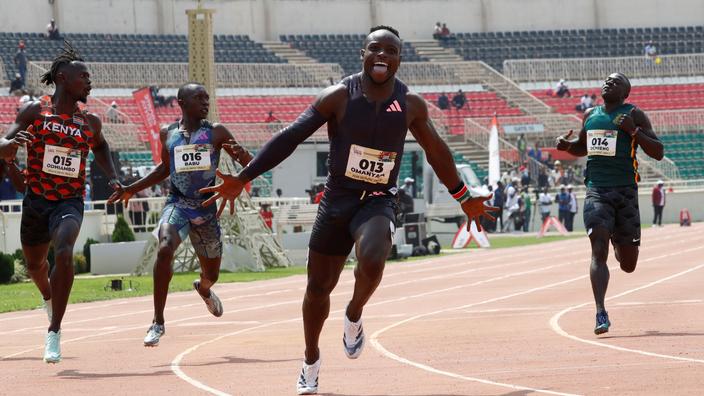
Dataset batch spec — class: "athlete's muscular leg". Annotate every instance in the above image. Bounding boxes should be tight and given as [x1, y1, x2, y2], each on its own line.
[613, 244, 639, 273]
[303, 250, 346, 364]
[153, 224, 181, 325]
[589, 227, 611, 313]
[48, 219, 81, 333]
[195, 254, 220, 298]
[346, 216, 393, 322]
[23, 243, 51, 301]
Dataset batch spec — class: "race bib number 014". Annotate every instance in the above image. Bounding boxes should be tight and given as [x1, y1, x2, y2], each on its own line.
[175, 144, 211, 173]
[42, 144, 81, 178]
[344, 144, 397, 184]
[587, 130, 617, 157]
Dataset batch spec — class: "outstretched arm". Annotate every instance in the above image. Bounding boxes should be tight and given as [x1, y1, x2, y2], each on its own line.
[406, 92, 498, 230]
[199, 84, 345, 217]
[108, 127, 170, 205]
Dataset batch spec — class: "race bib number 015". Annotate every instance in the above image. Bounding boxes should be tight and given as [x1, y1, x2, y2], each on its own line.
[42, 144, 81, 178]
[174, 144, 211, 173]
[344, 144, 397, 184]
[587, 130, 617, 157]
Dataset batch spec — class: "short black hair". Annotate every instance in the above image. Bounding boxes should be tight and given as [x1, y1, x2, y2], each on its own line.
[369, 25, 400, 39]
[40, 40, 84, 86]
[177, 82, 204, 100]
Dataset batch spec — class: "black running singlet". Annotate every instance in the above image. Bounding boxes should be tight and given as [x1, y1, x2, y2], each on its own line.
[326, 73, 408, 191]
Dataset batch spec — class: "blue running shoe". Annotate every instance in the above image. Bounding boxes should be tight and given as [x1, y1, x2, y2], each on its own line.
[44, 331, 61, 363]
[594, 311, 610, 335]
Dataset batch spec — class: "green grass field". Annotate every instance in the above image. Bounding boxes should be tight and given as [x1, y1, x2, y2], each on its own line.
[0, 234, 580, 313]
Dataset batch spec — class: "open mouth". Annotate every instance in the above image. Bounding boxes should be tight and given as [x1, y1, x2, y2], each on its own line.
[372, 62, 388, 74]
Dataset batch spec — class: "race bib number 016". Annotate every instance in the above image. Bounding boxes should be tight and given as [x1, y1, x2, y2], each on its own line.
[587, 130, 617, 157]
[175, 144, 211, 173]
[344, 144, 397, 184]
[42, 144, 81, 178]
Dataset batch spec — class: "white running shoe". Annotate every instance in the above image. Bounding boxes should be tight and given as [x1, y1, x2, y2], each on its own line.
[193, 280, 223, 317]
[296, 358, 320, 395]
[343, 315, 365, 359]
[144, 323, 165, 347]
[43, 298, 52, 323]
[43, 330, 61, 364]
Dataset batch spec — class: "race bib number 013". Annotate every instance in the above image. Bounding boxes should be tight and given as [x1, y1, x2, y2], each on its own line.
[587, 130, 617, 157]
[344, 144, 397, 184]
[42, 144, 81, 178]
[175, 144, 211, 173]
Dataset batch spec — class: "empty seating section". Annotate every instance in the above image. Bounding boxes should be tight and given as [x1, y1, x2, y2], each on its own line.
[533, 84, 704, 114]
[659, 134, 704, 179]
[440, 25, 704, 71]
[0, 96, 19, 123]
[0, 32, 284, 81]
[421, 92, 523, 135]
[282, 34, 426, 75]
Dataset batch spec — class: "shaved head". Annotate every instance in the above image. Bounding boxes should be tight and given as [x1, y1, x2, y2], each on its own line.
[363, 25, 401, 47]
[177, 82, 205, 101]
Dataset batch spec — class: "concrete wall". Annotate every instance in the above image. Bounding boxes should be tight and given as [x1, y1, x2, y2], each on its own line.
[1, 0, 701, 40]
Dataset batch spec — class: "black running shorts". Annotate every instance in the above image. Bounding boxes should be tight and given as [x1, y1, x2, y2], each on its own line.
[20, 192, 84, 246]
[309, 188, 397, 256]
[583, 185, 641, 246]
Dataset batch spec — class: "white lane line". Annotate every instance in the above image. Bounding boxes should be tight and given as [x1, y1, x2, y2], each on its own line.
[368, 241, 704, 395]
[170, 260, 591, 395]
[549, 247, 704, 364]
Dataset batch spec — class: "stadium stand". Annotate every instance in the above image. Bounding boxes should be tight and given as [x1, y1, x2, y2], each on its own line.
[439, 25, 704, 71]
[0, 32, 285, 81]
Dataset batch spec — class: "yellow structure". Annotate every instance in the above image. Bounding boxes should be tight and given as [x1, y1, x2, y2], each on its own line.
[186, 6, 219, 122]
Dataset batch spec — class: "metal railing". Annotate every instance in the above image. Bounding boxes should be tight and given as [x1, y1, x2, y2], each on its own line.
[504, 53, 704, 83]
[28, 61, 344, 89]
[648, 108, 704, 134]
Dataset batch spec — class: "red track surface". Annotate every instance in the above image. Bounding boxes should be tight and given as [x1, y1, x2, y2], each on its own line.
[2, 224, 703, 395]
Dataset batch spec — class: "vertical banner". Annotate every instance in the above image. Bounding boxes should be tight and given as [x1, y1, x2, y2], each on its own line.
[132, 87, 162, 164]
[488, 115, 500, 187]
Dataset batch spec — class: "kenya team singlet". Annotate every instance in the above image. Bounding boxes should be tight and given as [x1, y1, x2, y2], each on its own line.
[25, 95, 94, 200]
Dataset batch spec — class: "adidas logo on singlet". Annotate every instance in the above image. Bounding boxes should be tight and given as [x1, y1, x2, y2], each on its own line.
[386, 100, 402, 112]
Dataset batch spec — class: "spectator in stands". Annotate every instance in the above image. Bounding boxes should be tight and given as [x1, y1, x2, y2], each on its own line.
[105, 101, 123, 123]
[259, 203, 273, 230]
[452, 89, 467, 110]
[432, 22, 442, 39]
[9, 74, 23, 95]
[521, 187, 532, 232]
[265, 110, 280, 123]
[14, 41, 27, 86]
[554, 79, 571, 98]
[520, 164, 531, 187]
[276, 188, 283, 198]
[517, 133, 527, 162]
[437, 92, 449, 110]
[652, 180, 666, 226]
[557, 185, 570, 227]
[493, 181, 505, 231]
[576, 94, 593, 112]
[567, 184, 578, 232]
[538, 186, 553, 223]
[529, 142, 542, 162]
[538, 166, 549, 190]
[150, 86, 176, 107]
[440, 23, 451, 41]
[400, 177, 415, 197]
[503, 186, 521, 232]
[46, 19, 61, 40]
[644, 40, 658, 60]
[313, 183, 325, 204]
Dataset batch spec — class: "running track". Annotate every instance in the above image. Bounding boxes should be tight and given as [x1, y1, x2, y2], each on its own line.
[1, 224, 703, 395]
